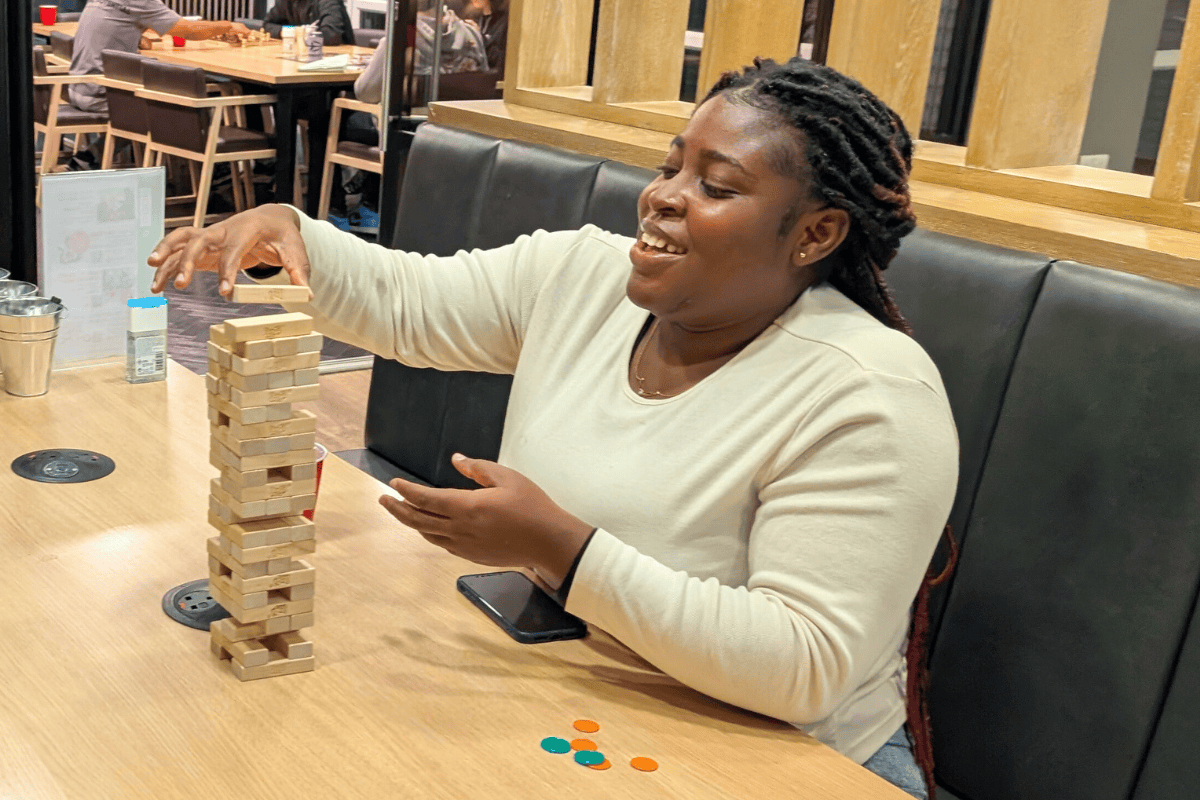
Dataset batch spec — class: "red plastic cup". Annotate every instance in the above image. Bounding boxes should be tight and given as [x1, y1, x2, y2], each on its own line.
[172, 35, 186, 48]
[304, 443, 327, 520]
[39, 5, 57, 26]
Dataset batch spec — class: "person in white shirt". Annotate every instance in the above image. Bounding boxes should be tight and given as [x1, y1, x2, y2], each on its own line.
[148, 57, 958, 800]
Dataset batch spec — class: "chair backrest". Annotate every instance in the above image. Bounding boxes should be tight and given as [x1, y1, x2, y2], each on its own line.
[929, 263, 1200, 800]
[50, 31, 74, 61]
[31, 47, 50, 125]
[101, 50, 151, 137]
[141, 60, 210, 152]
[354, 28, 385, 48]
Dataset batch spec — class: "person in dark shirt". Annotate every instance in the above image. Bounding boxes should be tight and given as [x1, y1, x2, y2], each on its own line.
[460, 0, 508, 75]
[262, 0, 355, 46]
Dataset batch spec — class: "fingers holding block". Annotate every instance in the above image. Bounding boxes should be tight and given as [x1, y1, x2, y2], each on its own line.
[230, 284, 313, 304]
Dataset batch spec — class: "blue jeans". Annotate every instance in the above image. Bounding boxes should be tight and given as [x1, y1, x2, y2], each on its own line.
[862, 726, 929, 800]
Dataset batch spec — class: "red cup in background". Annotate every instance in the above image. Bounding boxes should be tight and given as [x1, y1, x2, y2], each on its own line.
[39, 5, 58, 26]
[304, 443, 327, 520]
[172, 35, 186, 48]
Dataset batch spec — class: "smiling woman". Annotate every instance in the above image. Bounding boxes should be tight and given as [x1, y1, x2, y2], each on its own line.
[146, 57, 958, 800]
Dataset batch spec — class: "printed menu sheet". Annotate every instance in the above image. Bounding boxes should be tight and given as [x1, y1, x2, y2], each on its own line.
[40, 168, 165, 366]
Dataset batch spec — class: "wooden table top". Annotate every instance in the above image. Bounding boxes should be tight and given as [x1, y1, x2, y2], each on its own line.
[32, 21, 79, 37]
[146, 42, 370, 85]
[0, 362, 909, 798]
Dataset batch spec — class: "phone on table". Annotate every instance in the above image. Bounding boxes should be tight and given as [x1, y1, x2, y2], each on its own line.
[456, 571, 588, 644]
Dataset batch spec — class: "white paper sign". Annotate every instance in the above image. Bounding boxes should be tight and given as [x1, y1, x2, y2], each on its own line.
[40, 168, 166, 366]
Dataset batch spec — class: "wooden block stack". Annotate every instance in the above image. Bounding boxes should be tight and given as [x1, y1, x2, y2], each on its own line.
[205, 307, 323, 681]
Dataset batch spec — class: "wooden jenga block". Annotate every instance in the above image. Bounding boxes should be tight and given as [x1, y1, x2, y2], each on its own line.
[239, 339, 275, 360]
[206, 536, 271, 579]
[267, 557, 294, 574]
[216, 534, 316, 565]
[211, 615, 295, 643]
[208, 510, 314, 548]
[209, 323, 234, 349]
[272, 332, 323, 357]
[266, 371, 293, 390]
[209, 491, 274, 526]
[212, 440, 315, 472]
[280, 582, 315, 602]
[289, 611, 315, 629]
[262, 630, 313, 659]
[221, 473, 316, 504]
[212, 424, 313, 458]
[290, 462, 317, 482]
[207, 341, 232, 369]
[208, 578, 315, 623]
[229, 382, 319, 407]
[210, 363, 272, 392]
[229, 652, 315, 681]
[227, 410, 316, 440]
[208, 392, 271, 425]
[210, 480, 269, 519]
[224, 312, 313, 342]
[210, 625, 271, 667]
[209, 573, 270, 609]
[264, 494, 316, 517]
[230, 284, 313, 304]
[230, 351, 321, 377]
[225, 559, 314, 594]
[293, 367, 319, 386]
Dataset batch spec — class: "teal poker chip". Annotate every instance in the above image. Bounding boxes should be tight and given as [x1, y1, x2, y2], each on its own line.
[574, 750, 605, 766]
[541, 737, 571, 754]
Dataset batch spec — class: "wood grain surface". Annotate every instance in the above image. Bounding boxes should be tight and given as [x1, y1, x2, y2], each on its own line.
[0, 363, 911, 799]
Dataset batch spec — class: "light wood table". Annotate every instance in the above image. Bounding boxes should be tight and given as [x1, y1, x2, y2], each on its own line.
[32, 21, 79, 38]
[0, 362, 910, 798]
[146, 41, 372, 216]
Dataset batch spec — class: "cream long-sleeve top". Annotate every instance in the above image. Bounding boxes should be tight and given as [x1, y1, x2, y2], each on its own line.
[273, 215, 959, 764]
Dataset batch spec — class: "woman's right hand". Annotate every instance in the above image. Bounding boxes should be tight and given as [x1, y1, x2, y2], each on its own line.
[147, 205, 311, 298]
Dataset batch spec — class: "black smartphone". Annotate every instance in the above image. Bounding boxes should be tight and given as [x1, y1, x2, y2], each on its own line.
[456, 571, 588, 644]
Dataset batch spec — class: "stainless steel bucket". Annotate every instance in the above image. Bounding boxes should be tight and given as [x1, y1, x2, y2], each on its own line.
[0, 297, 66, 397]
[0, 280, 37, 300]
[0, 268, 9, 281]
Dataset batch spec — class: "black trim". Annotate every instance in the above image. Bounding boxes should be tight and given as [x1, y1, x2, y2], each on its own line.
[3, 0, 37, 283]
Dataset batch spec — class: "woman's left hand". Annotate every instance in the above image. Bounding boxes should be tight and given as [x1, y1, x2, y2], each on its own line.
[381, 454, 595, 582]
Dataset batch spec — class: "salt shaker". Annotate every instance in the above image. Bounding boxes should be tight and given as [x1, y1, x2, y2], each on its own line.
[126, 297, 167, 384]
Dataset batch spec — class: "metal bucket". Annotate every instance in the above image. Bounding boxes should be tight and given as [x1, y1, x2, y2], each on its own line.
[0, 297, 66, 397]
[0, 280, 37, 300]
[0, 268, 9, 281]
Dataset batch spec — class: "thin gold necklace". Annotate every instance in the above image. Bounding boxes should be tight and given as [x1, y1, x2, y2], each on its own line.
[631, 318, 681, 399]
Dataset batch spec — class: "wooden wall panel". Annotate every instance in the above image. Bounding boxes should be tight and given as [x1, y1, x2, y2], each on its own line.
[695, 0, 804, 100]
[965, 0, 1111, 169]
[824, 0, 942, 133]
[592, 0, 690, 104]
[1152, 4, 1200, 201]
[505, 0, 594, 91]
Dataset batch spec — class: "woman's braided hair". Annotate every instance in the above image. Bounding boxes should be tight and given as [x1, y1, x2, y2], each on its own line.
[701, 56, 916, 334]
[705, 58, 958, 797]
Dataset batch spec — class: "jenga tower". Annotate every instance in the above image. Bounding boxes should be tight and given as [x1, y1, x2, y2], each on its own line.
[204, 306, 323, 681]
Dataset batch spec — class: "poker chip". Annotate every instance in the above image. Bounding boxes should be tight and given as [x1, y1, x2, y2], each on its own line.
[587, 758, 612, 771]
[630, 757, 659, 772]
[573, 719, 600, 733]
[570, 738, 597, 751]
[574, 750, 605, 766]
[540, 737, 571, 754]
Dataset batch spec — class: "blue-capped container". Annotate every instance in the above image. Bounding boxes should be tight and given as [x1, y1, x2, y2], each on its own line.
[127, 296, 168, 384]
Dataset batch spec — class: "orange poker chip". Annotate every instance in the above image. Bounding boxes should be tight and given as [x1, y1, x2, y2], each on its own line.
[570, 738, 597, 751]
[630, 757, 659, 772]
[588, 758, 612, 771]
[573, 719, 600, 733]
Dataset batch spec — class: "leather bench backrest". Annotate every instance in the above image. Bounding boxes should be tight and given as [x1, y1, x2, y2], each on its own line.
[887, 229, 1051, 637]
[928, 262, 1200, 800]
[365, 125, 653, 487]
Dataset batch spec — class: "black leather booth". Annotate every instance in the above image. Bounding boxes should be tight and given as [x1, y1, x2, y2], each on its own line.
[339, 124, 1200, 800]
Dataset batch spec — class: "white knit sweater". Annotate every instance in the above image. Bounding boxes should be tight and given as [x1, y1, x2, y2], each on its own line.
[278, 216, 959, 764]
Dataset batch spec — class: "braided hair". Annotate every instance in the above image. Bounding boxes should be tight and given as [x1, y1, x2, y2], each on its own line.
[701, 57, 915, 334]
[704, 58, 957, 796]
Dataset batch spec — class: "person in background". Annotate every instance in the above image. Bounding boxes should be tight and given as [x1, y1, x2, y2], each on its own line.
[65, 0, 248, 169]
[459, 0, 508, 76]
[262, 0, 355, 46]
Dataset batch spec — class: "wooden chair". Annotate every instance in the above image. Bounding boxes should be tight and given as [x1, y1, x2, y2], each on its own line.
[45, 31, 73, 74]
[316, 96, 383, 221]
[31, 47, 109, 205]
[97, 49, 153, 170]
[137, 60, 276, 229]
